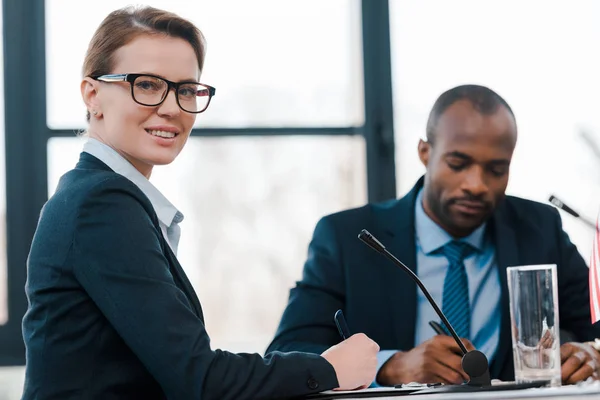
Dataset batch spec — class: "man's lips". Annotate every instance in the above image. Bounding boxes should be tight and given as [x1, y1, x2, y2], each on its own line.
[452, 200, 487, 215]
[455, 200, 486, 208]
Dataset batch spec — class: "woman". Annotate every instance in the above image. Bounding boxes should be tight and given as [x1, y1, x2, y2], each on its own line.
[22, 6, 378, 399]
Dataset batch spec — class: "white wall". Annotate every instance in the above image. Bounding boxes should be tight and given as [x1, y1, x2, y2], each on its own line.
[391, 0, 600, 261]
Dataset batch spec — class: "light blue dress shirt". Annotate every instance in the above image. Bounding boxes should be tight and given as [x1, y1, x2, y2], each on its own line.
[375, 188, 501, 384]
[83, 138, 184, 255]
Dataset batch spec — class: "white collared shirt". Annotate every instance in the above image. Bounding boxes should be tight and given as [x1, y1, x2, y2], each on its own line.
[83, 138, 184, 255]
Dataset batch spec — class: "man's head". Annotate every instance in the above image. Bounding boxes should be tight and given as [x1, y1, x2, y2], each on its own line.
[418, 84, 518, 238]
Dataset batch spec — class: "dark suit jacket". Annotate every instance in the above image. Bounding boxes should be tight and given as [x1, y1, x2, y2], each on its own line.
[266, 177, 600, 381]
[22, 152, 337, 400]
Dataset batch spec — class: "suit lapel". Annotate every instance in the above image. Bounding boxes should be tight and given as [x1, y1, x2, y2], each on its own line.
[489, 203, 519, 378]
[78, 151, 206, 321]
[158, 234, 204, 321]
[373, 178, 422, 350]
[162, 238, 205, 321]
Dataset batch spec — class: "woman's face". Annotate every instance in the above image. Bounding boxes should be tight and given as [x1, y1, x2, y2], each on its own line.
[82, 34, 199, 177]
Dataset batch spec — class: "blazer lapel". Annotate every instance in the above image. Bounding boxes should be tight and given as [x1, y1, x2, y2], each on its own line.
[373, 178, 423, 350]
[489, 203, 519, 378]
[78, 151, 207, 321]
[162, 240, 205, 322]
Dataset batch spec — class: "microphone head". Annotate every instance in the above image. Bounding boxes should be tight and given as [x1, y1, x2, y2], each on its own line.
[548, 195, 563, 209]
[357, 229, 386, 253]
[548, 194, 580, 218]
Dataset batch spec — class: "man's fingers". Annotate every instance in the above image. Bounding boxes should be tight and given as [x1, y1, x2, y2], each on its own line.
[561, 345, 574, 363]
[562, 351, 587, 382]
[433, 353, 469, 382]
[565, 360, 595, 384]
[438, 336, 474, 355]
[424, 341, 468, 383]
[462, 339, 476, 352]
[429, 359, 466, 384]
[539, 333, 554, 349]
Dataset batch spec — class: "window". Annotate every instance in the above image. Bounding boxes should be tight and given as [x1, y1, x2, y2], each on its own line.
[390, 0, 600, 259]
[45, 0, 363, 129]
[45, 0, 365, 352]
[48, 136, 366, 352]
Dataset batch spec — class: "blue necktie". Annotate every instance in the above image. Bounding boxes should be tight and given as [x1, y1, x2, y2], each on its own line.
[441, 241, 475, 339]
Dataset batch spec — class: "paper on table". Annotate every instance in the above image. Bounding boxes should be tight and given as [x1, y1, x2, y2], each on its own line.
[317, 387, 415, 394]
[306, 386, 422, 399]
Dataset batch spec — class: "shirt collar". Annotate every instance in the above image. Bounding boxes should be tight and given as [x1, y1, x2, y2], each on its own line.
[83, 138, 183, 227]
[415, 188, 486, 255]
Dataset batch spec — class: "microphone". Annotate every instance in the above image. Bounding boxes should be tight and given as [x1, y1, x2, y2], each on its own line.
[548, 195, 596, 230]
[358, 229, 491, 387]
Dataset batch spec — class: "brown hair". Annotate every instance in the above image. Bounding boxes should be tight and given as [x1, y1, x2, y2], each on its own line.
[82, 5, 206, 121]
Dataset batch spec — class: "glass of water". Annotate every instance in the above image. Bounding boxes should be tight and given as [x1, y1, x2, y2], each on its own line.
[507, 264, 561, 387]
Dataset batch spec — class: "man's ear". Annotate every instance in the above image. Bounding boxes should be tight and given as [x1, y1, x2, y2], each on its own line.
[418, 138, 431, 168]
[81, 77, 102, 117]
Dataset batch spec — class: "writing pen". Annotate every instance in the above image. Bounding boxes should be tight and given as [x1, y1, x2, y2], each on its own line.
[428, 320, 447, 336]
[334, 309, 351, 340]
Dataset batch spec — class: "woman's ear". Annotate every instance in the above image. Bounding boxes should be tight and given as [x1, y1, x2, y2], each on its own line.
[81, 77, 102, 117]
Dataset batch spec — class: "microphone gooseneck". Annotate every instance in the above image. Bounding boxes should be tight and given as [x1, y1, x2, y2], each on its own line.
[357, 229, 491, 387]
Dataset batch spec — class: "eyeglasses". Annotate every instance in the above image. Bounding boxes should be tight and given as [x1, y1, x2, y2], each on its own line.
[92, 73, 216, 114]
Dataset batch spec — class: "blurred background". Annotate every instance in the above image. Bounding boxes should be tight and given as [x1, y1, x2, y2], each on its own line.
[1, 0, 600, 398]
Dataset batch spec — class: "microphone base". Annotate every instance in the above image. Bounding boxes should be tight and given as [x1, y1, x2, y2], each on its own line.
[465, 369, 491, 387]
[461, 349, 492, 387]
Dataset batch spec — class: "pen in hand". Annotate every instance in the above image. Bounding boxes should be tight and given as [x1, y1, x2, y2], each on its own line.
[334, 309, 351, 340]
[428, 320, 447, 336]
[429, 320, 472, 357]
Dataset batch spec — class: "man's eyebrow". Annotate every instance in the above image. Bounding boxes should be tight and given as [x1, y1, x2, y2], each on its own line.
[444, 152, 510, 165]
[444, 151, 472, 160]
[488, 159, 510, 165]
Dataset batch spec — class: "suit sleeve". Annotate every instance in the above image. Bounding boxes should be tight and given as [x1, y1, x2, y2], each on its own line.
[553, 208, 600, 341]
[266, 216, 346, 355]
[71, 178, 338, 400]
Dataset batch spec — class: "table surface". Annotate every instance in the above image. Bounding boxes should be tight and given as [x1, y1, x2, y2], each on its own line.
[312, 383, 600, 400]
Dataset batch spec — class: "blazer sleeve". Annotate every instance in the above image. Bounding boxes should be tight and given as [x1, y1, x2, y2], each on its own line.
[553, 208, 600, 341]
[70, 177, 338, 400]
[266, 216, 346, 356]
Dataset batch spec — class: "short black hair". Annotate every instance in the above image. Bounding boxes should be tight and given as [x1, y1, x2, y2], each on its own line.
[425, 84, 515, 142]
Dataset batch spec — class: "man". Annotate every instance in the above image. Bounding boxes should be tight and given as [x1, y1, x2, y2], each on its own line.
[266, 84, 600, 385]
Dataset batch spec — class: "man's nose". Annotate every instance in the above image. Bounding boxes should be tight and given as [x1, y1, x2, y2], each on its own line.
[462, 167, 488, 196]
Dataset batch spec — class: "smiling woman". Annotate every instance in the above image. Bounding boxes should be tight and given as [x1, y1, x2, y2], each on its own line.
[80, 26, 206, 176]
[21, 5, 379, 400]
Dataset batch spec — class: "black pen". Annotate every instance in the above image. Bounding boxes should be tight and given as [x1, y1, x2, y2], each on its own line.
[428, 320, 447, 336]
[334, 309, 351, 340]
[395, 382, 443, 389]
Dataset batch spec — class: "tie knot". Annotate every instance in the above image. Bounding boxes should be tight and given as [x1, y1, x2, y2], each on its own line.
[442, 240, 476, 264]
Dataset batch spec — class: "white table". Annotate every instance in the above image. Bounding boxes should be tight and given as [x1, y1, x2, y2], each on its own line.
[312, 383, 600, 400]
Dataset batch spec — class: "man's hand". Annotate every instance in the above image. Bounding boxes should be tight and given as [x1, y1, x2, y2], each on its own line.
[377, 335, 475, 386]
[561, 342, 600, 384]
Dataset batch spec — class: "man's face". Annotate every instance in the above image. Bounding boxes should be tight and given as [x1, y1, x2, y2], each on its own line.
[418, 99, 518, 237]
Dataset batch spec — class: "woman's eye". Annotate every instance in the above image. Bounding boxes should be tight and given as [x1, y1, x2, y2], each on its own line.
[136, 80, 160, 91]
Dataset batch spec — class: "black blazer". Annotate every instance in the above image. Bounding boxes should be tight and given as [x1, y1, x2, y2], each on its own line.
[266, 177, 600, 381]
[22, 152, 338, 400]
